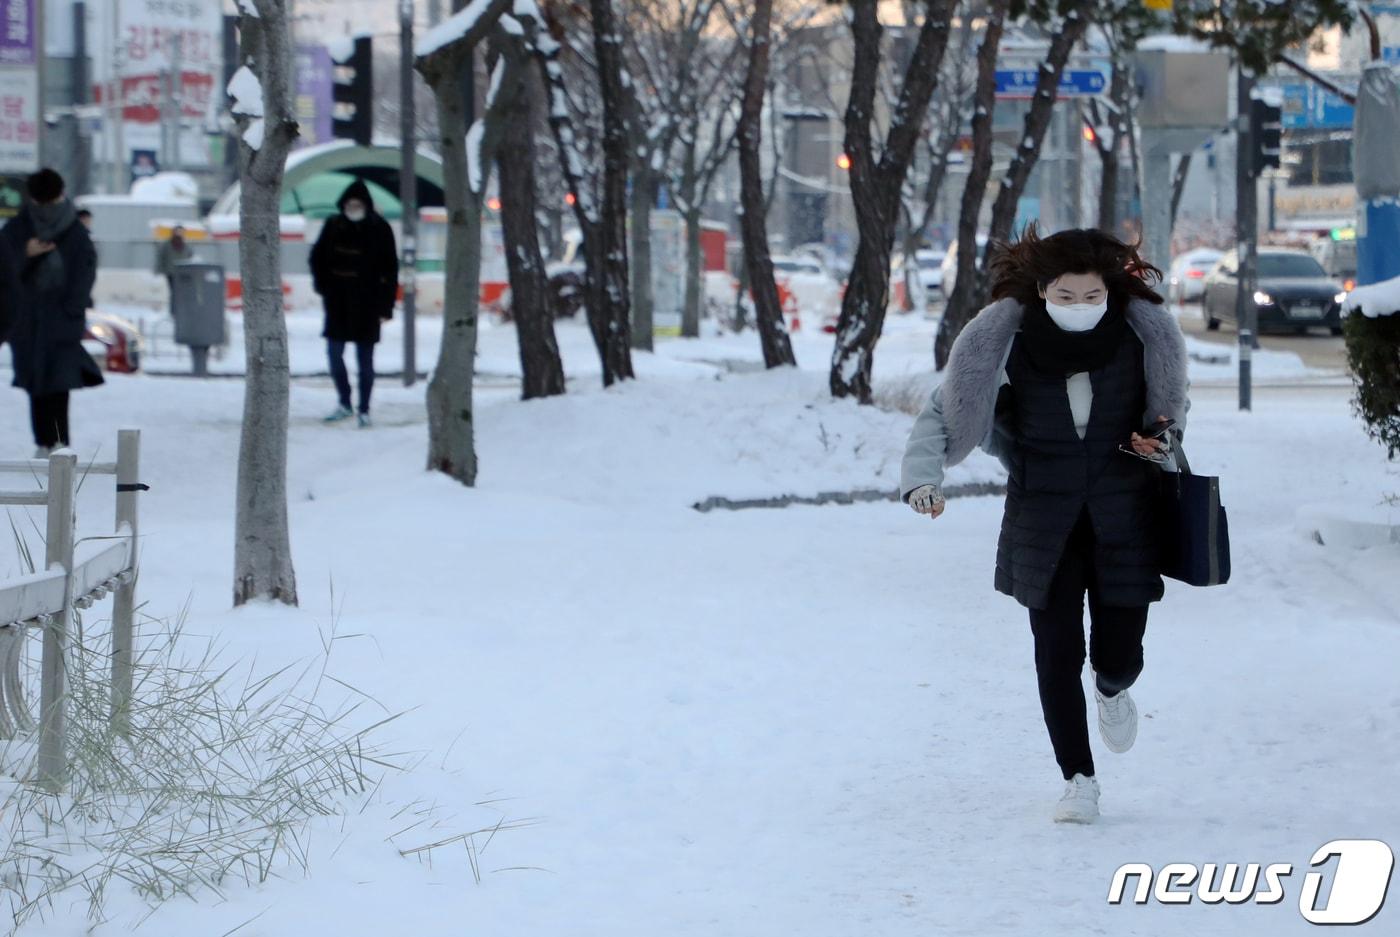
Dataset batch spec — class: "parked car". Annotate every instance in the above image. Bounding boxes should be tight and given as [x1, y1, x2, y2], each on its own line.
[82, 310, 143, 373]
[1310, 234, 1357, 293]
[889, 248, 945, 309]
[771, 254, 841, 331]
[1167, 248, 1223, 304]
[939, 235, 988, 300]
[1200, 249, 1345, 335]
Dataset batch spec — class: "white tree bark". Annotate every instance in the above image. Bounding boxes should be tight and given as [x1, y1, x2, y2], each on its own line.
[232, 0, 299, 607]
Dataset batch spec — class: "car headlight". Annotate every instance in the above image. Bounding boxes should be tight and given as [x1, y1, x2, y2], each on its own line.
[89, 323, 114, 342]
[1334, 291, 1348, 304]
[1252, 291, 1273, 306]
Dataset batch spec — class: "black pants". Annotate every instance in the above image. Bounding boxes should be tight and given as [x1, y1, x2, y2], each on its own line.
[328, 340, 375, 414]
[29, 391, 70, 449]
[1027, 504, 1149, 780]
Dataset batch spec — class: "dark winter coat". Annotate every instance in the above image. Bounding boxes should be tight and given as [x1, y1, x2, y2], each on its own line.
[309, 180, 399, 344]
[900, 295, 1190, 610]
[992, 325, 1165, 607]
[1, 201, 103, 396]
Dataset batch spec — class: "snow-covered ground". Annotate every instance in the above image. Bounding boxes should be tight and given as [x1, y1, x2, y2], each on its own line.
[0, 311, 1396, 935]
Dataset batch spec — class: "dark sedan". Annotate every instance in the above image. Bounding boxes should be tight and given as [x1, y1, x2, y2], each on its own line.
[1201, 249, 1346, 335]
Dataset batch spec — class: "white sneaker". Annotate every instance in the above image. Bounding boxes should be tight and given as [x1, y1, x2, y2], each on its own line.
[1094, 682, 1138, 753]
[1054, 772, 1100, 823]
[324, 405, 353, 423]
[33, 446, 51, 459]
[356, 411, 372, 429]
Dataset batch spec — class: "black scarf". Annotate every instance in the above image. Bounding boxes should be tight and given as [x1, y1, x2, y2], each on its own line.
[1019, 294, 1129, 375]
[24, 199, 77, 293]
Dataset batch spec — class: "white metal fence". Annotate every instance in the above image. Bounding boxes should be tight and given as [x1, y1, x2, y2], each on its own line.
[0, 431, 143, 792]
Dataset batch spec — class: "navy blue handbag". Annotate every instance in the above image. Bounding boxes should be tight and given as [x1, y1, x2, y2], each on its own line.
[1156, 440, 1231, 586]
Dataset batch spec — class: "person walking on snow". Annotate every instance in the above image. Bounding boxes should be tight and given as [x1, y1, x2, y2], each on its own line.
[309, 179, 399, 428]
[900, 226, 1189, 824]
[1, 168, 102, 457]
[154, 224, 194, 311]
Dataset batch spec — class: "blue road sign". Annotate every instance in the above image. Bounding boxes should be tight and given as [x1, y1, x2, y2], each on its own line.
[1278, 81, 1353, 130]
[995, 69, 1107, 98]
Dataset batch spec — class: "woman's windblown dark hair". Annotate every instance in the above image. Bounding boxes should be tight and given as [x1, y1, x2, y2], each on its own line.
[987, 224, 1164, 308]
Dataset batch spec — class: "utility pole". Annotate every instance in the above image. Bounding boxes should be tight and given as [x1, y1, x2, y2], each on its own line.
[72, 1, 90, 195]
[171, 33, 183, 172]
[400, 0, 418, 387]
[1234, 64, 1258, 411]
[109, 3, 125, 193]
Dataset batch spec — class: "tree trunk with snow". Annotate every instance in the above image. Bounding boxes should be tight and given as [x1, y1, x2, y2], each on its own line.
[496, 56, 565, 400]
[976, 4, 1092, 270]
[628, 168, 656, 351]
[1092, 59, 1131, 234]
[829, 0, 956, 403]
[415, 0, 516, 483]
[737, 0, 795, 369]
[682, 203, 704, 338]
[935, 0, 1009, 370]
[231, 1, 299, 608]
[423, 63, 482, 483]
[591, 0, 636, 380]
[536, 2, 634, 386]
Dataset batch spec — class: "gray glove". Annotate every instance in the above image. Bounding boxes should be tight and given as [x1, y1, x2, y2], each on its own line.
[908, 484, 946, 515]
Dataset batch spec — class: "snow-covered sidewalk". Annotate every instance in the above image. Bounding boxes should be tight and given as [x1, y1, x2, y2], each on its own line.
[0, 317, 1396, 935]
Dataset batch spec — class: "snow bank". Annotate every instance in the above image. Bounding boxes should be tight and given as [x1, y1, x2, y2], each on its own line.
[0, 314, 1396, 936]
[1342, 274, 1400, 318]
[128, 172, 199, 204]
[1136, 34, 1214, 53]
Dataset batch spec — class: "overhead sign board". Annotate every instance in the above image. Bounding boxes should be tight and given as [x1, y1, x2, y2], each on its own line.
[995, 69, 1108, 99]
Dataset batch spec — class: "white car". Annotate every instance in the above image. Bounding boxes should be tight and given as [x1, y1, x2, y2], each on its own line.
[939, 235, 989, 300]
[1168, 248, 1223, 304]
[771, 255, 842, 331]
[914, 249, 946, 292]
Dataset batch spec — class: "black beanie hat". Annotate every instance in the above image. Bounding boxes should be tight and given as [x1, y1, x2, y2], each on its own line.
[26, 168, 64, 203]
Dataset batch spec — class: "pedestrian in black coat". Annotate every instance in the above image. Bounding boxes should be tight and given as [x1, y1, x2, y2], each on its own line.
[1, 168, 102, 456]
[309, 179, 399, 427]
[900, 226, 1191, 824]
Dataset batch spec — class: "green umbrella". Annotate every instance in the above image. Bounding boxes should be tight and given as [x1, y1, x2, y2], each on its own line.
[282, 171, 402, 220]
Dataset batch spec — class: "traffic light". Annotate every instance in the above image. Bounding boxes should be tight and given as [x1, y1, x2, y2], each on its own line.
[332, 35, 373, 146]
[1251, 97, 1282, 174]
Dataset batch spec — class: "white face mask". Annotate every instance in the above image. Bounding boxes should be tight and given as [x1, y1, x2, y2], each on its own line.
[1043, 299, 1108, 332]
[345, 206, 366, 223]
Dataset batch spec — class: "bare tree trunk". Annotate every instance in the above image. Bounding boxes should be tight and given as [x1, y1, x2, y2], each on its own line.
[416, 0, 514, 483]
[424, 69, 483, 482]
[981, 5, 1091, 245]
[1093, 59, 1130, 234]
[934, 0, 1009, 370]
[682, 205, 703, 338]
[591, 0, 637, 380]
[497, 59, 565, 399]
[628, 170, 656, 351]
[737, 0, 795, 369]
[945, 1, 1092, 342]
[830, 0, 956, 402]
[537, 50, 628, 384]
[232, 1, 299, 608]
[1170, 151, 1193, 230]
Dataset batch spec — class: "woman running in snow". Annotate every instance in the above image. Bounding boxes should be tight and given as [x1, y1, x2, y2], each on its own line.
[900, 226, 1190, 823]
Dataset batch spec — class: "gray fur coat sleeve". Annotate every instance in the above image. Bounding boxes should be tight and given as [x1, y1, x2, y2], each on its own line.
[897, 294, 1191, 498]
[899, 368, 1013, 501]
